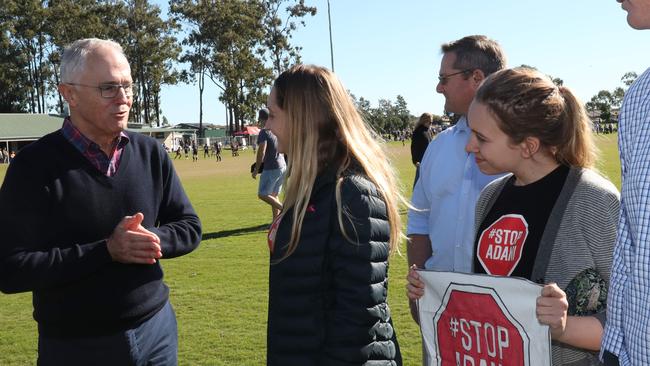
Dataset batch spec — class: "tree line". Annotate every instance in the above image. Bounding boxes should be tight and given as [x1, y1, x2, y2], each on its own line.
[586, 72, 638, 126]
[4, 1, 633, 137]
[1, 0, 180, 127]
[0, 0, 421, 137]
[0, 0, 317, 135]
[351, 94, 413, 135]
[518, 65, 637, 130]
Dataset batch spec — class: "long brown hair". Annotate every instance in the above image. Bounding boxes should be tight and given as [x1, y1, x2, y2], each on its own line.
[475, 67, 597, 168]
[416, 113, 433, 128]
[272, 64, 404, 260]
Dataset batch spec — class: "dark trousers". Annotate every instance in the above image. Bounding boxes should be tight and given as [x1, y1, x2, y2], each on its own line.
[413, 165, 421, 189]
[38, 300, 178, 366]
[603, 351, 620, 366]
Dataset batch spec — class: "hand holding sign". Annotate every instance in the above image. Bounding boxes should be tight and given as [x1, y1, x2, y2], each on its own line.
[536, 283, 568, 340]
[407, 265, 425, 324]
[406, 265, 425, 301]
[417, 270, 551, 366]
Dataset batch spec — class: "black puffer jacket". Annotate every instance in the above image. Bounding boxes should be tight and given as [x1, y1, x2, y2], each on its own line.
[267, 167, 402, 366]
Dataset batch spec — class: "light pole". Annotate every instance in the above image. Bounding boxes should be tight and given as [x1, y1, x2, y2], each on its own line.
[327, 0, 335, 72]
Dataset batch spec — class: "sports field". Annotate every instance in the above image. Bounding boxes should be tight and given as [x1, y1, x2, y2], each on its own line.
[0, 133, 620, 365]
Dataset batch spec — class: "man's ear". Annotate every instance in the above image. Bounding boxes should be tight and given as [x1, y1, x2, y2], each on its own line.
[471, 69, 486, 87]
[58, 84, 77, 108]
[519, 136, 541, 158]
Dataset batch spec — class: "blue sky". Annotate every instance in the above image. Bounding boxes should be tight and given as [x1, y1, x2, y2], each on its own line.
[156, 0, 650, 125]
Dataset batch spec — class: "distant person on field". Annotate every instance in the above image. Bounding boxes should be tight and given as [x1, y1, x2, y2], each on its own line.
[192, 141, 198, 162]
[215, 141, 222, 162]
[203, 143, 209, 158]
[601, 2, 650, 365]
[265, 64, 403, 365]
[174, 145, 182, 159]
[0, 38, 202, 366]
[410, 112, 433, 186]
[231, 138, 238, 157]
[252, 108, 285, 219]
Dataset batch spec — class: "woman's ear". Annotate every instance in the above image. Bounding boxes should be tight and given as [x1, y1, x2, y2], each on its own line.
[519, 136, 541, 158]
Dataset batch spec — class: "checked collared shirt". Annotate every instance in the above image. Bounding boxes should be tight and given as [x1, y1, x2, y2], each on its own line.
[61, 117, 129, 177]
[602, 67, 650, 366]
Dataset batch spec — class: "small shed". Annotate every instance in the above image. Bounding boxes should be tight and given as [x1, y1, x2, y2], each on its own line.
[0, 113, 197, 153]
[0, 113, 63, 153]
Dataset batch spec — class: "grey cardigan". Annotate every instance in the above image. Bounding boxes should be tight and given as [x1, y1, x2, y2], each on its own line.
[475, 167, 620, 366]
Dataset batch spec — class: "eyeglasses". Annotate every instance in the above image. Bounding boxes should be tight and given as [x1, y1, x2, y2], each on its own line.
[438, 69, 473, 85]
[64, 82, 136, 99]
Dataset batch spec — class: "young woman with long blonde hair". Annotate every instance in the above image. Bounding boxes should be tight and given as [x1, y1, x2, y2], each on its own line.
[265, 64, 403, 365]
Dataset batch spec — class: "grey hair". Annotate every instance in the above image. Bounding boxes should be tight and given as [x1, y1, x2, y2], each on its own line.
[60, 38, 125, 83]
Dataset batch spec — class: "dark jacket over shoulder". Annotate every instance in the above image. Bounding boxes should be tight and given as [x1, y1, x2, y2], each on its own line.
[267, 167, 401, 366]
[0, 131, 201, 337]
[410, 125, 431, 165]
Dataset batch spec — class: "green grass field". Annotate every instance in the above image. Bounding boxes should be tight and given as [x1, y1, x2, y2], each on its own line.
[0, 133, 620, 365]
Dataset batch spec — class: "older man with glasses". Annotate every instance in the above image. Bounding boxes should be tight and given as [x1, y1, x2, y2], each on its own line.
[0, 38, 202, 366]
[406, 35, 506, 329]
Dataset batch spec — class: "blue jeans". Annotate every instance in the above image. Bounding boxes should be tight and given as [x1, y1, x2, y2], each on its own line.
[38, 301, 178, 366]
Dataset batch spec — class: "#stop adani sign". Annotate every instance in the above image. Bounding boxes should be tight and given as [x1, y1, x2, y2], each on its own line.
[477, 214, 529, 276]
[435, 288, 525, 366]
[418, 271, 551, 366]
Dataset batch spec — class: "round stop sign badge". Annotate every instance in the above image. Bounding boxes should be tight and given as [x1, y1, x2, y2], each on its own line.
[477, 214, 529, 276]
[433, 284, 530, 366]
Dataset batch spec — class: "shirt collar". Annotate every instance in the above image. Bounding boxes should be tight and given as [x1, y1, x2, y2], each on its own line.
[452, 115, 470, 135]
[61, 117, 129, 154]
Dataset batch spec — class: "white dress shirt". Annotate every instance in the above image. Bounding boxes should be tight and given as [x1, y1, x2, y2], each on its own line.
[407, 116, 501, 272]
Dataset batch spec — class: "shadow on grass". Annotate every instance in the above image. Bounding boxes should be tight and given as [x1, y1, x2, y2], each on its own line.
[202, 223, 269, 240]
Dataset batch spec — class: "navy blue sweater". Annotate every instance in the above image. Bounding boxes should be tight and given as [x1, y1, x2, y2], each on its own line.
[0, 130, 201, 337]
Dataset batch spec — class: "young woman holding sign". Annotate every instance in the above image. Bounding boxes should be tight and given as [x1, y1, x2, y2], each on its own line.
[265, 64, 404, 365]
[408, 67, 619, 365]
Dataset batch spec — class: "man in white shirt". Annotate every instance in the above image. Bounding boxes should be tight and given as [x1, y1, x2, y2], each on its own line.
[407, 35, 506, 323]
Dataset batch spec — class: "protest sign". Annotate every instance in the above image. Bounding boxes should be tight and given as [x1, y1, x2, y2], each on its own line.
[417, 271, 551, 366]
[476, 214, 528, 276]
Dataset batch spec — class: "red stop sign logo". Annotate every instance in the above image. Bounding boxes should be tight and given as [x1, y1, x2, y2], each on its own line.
[434, 287, 528, 366]
[477, 214, 529, 276]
